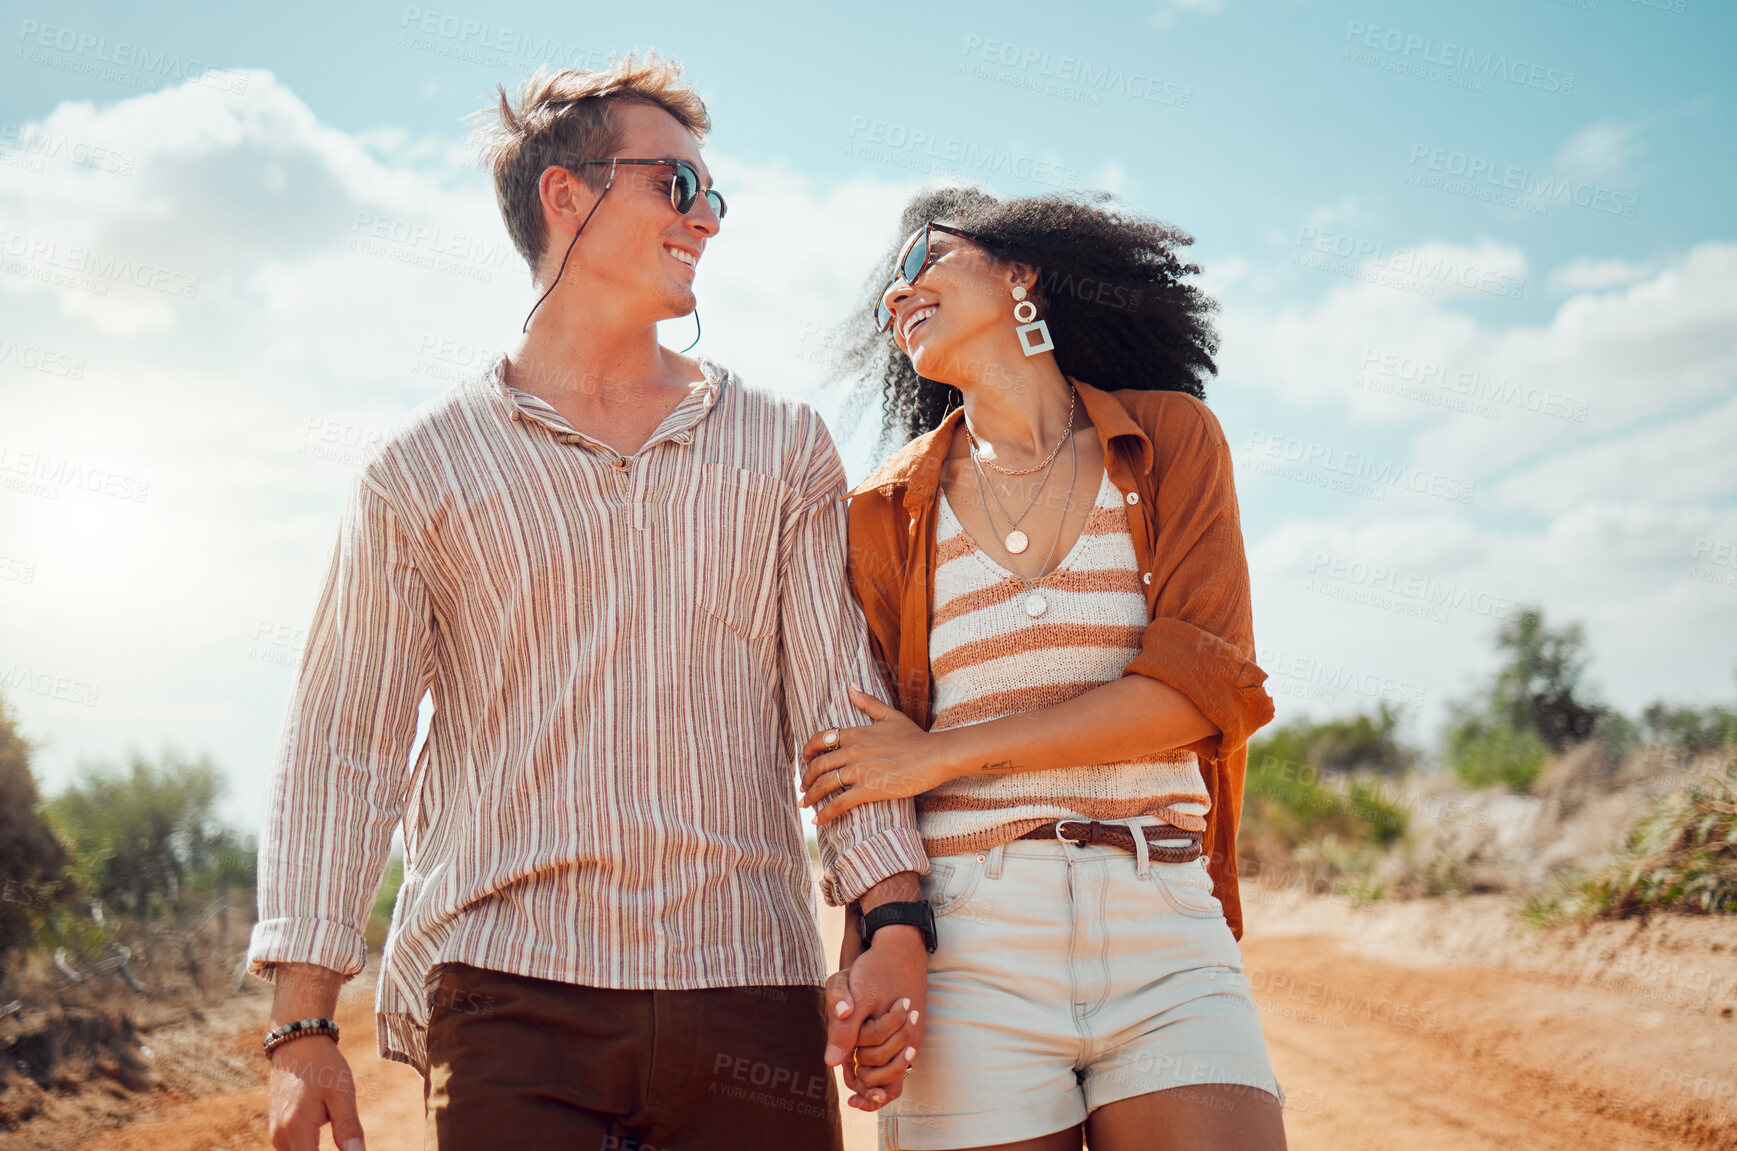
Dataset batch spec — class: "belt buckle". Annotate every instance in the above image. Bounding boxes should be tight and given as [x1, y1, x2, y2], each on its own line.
[1055, 819, 1089, 847]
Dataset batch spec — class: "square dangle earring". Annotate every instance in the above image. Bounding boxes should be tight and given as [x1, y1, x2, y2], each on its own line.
[1011, 284, 1054, 355]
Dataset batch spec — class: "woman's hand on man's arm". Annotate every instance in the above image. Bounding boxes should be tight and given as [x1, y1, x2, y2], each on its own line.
[799, 677, 1216, 823]
[799, 687, 953, 821]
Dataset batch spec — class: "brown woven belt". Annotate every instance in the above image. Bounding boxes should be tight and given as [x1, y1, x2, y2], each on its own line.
[1018, 820, 1205, 863]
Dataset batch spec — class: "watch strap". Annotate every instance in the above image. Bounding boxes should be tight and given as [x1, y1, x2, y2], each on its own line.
[858, 899, 937, 954]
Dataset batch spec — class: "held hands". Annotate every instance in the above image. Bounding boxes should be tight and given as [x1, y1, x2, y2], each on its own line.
[800, 687, 951, 822]
[822, 923, 927, 1112]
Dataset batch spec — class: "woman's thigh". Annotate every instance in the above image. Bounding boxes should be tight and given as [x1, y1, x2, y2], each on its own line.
[1086, 1083, 1287, 1151]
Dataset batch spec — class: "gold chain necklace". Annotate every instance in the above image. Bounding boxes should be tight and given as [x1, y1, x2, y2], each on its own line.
[968, 430, 1068, 555]
[968, 432, 1078, 618]
[964, 383, 1077, 476]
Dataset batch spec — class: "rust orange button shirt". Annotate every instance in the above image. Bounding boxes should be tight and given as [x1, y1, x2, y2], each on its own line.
[843, 377, 1275, 939]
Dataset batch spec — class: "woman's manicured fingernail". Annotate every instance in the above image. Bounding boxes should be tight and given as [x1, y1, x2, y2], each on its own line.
[899, 998, 910, 1011]
[908, 1009, 920, 1025]
[833, 1000, 850, 1017]
[903, 1046, 917, 1061]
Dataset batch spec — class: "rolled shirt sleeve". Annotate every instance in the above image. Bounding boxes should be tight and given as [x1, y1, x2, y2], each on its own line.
[777, 411, 928, 907]
[247, 471, 434, 983]
[1120, 398, 1274, 765]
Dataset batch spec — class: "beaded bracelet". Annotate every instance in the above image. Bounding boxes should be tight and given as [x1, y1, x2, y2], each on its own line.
[262, 1017, 340, 1058]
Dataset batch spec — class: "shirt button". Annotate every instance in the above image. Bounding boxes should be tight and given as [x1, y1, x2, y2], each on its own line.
[508, 410, 521, 422]
[1142, 572, 1153, 586]
[673, 431, 693, 445]
[1125, 491, 1140, 506]
[612, 456, 630, 471]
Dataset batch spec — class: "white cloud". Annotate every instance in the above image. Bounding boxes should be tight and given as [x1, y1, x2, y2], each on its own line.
[1301, 194, 1367, 232]
[2, 71, 1732, 834]
[1490, 392, 1737, 517]
[1547, 255, 1658, 293]
[1086, 158, 1130, 199]
[1218, 238, 1737, 735]
[1152, 0, 1225, 28]
[0, 72, 923, 827]
[1554, 120, 1643, 182]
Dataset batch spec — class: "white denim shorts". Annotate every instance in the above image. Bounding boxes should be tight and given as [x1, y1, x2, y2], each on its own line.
[879, 832, 1284, 1150]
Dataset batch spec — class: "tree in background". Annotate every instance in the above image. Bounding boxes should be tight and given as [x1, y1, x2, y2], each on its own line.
[43, 750, 254, 922]
[1447, 606, 1607, 792]
[0, 696, 76, 977]
[1487, 608, 1604, 751]
[1638, 698, 1737, 757]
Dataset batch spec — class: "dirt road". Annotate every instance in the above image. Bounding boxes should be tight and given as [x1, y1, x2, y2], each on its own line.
[58, 883, 1737, 1151]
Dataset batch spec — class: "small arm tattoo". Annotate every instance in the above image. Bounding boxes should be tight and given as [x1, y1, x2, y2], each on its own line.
[977, 759, 1018, 773]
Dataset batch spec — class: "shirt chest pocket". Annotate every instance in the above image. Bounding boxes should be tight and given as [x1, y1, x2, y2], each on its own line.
[694, 464, 785, 641]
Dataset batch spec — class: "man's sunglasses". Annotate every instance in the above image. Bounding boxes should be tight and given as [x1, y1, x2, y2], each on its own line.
[573, 157, 727, 219]
[874, 222, 990, 332]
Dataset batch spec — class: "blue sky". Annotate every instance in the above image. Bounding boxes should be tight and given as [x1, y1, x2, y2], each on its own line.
[1, 0, 1733, 829]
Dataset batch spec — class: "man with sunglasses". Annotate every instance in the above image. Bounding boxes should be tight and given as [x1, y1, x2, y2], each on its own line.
[249, 53, 930, 1151]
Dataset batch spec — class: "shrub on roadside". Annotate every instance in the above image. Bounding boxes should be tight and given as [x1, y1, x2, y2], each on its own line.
[1528, 761, 1737, 922]
[1239, 706, 1414, 885]
[0, 697, 77, 980]
[1445, 711, 1548, 793]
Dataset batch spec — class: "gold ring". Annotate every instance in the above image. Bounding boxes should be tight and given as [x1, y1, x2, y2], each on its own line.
[823, 727, 841, 749]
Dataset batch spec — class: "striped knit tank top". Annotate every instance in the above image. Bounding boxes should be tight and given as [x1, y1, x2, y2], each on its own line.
[918, 469, 1212, 858]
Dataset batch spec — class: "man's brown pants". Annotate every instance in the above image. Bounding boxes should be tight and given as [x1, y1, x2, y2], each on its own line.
[421, 961, 845, 1150]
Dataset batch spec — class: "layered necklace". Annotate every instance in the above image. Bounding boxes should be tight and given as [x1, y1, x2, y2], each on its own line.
[963, 385, 1080, 619]
[962, 383, 1077, 555]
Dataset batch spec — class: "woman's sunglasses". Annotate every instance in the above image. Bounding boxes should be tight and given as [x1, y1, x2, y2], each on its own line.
[573, 157, 727, 219]
[874, 222, 989, 332]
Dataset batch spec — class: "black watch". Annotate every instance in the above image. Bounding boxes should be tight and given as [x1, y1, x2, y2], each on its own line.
[857, 900, 937, 954]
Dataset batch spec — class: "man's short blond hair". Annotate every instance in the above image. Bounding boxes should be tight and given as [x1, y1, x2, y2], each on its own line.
[470, 51, 711, 271]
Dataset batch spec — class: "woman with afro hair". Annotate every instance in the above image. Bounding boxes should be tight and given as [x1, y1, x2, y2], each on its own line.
[798, 187, 1288, 1151]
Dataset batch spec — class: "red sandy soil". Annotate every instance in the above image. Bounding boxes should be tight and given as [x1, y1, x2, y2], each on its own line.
[11, 882, 1735, 1151]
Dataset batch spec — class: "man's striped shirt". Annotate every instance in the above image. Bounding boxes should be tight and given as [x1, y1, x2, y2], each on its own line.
[247, 353, 925, 1075]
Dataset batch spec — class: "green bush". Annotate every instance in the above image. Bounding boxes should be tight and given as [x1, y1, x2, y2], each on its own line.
[1446, 712, 1548, 793]
[0, 697, 77, 976]
[1530, 762, 1736, 921]
[43, 749, 253, 921]
[1242, 705, 1414, 859]
[1639, 702, 1737, 757]
[1244, 754, 1409, 850]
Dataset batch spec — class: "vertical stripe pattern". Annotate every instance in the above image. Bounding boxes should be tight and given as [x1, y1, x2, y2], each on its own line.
[248, 354, 926, 1076]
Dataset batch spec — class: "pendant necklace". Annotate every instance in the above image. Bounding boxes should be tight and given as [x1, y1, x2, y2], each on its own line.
[963, 383, 1078, 554]
[969, 431, 1078, 619]
[968, 430, 1066, 554]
